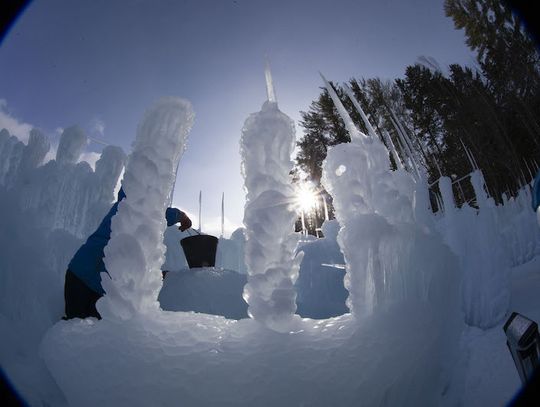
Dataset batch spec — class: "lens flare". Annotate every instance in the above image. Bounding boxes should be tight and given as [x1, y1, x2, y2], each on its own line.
[295, 183, 318, 212]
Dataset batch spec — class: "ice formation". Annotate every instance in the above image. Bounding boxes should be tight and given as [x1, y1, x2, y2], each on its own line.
[98, 97, 194, 319]
[0, 126, 127, 238]
[215, 231, 248, 274]
[320, 75, 459, 318]
[438, 172, 510, 329]
[55, 125, 87, 165]
[295, 220, 348, 318]
[1, 75, 538, 407]
[240, 91, 302, 331]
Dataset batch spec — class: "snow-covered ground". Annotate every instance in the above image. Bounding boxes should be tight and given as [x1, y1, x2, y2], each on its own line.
[443, 256, 540, 406]
[1, 91, 539, 406]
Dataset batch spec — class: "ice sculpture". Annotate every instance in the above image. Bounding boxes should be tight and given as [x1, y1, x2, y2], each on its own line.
[240, 70, 302, 331]
[98, 97, 194, 319]
[439, 171, 510, 328]
[320, 74, 459, 317]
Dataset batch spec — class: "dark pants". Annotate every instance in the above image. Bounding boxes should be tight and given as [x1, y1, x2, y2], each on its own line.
[64, 270, 102, 319]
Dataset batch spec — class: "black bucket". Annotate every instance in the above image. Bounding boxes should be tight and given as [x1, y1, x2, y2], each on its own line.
[180, 234, 218, 268]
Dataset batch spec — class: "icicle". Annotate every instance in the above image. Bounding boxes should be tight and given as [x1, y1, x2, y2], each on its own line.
[198, 190, 202, 233]
[524, 159, 534, 183]
[389, 115, 419, 178]
[382, 129, 405, 170]
[320, 73, 366, 142]
[342, 83, 377, 139]
[264, 58, 277, 104]
[221, 192, 225, 238]
[322, 194, 329, 221]
[460, 139, 478, 171]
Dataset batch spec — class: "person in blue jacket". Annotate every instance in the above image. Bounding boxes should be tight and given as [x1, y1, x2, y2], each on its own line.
[64, 187, 192, 319]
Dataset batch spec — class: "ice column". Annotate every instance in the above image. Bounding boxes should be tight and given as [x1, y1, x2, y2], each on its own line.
[439, 170, 510, 328]
[320, 75, 457, 317]
[240, 89, 301, 331]
[98, 97, 194, 319]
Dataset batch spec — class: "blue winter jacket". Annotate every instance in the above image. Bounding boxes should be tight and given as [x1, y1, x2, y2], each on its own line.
[69, 189, 185, 294]
[68, 188, 126, 294]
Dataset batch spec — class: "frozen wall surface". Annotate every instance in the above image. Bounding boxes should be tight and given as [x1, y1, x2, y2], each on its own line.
[97, 97, 194, 320]
[438, 172, 510, 329]
[55, 126, 87, 165]
[216, 232, 247, 274]
[295, 220, 348, 318]
[240, 100, 302, 332]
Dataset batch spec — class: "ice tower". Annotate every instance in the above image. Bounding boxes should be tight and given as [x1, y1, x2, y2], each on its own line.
[240, 63, 302, 331]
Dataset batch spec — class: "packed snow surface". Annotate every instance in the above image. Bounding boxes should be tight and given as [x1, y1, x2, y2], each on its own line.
[41, 301, 456, 407]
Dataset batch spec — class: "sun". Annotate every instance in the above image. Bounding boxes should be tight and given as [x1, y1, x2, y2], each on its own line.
[295, 183, 318, 212]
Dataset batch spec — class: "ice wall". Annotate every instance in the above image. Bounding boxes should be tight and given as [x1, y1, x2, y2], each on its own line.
[0, 128, 50, 188]
[438, 172, 510, 329]
[98, 97, 194, 319]
[56, 125, 87, 165]
[0, 126, 127, 239]
[240, 99, 302, 331]
[498, 185, 540, 266]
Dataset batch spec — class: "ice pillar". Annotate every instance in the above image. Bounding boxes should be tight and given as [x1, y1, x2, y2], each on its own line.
[240, 96, 301, 332]
[98, 97, 194, 319]
[320, 74, 456, 317]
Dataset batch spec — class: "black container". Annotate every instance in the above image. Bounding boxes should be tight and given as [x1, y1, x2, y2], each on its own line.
[180, 234, 218, 268]
[503, 312, 540, 384]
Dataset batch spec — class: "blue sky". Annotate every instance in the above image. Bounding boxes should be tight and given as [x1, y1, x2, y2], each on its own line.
[0, 0, 475, 236]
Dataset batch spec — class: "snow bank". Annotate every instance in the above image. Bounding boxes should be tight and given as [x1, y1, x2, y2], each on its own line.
[42, 301, 457, 407]
[159, 268, 248, 319]
[240, 100, 302, 331]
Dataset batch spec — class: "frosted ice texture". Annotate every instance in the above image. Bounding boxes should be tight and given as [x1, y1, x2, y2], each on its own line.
[438, 172, 511, 329]
[240, 100, 302, 331]
[56, 126, 87, 165]
[295, 220, 348, 318]
[320, 76, 459, 320]
[98, 97, 194, 320]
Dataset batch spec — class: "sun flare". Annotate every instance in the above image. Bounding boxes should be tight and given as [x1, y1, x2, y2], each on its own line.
[295, 183, 318, 212]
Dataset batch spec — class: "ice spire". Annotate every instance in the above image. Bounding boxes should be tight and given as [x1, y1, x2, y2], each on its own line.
[240, 77, 302, 332]
[198, 190, 202, 233]
[320, 73, 366, 142]
[264, 58, 277, 104]
[98, 97, 194, 319]
[221, 192, 225, 238]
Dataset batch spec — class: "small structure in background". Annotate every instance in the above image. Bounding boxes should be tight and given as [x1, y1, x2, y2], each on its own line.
[503, 312, 540, 384]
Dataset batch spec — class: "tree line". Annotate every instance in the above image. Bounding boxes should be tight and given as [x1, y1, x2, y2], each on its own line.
[294, 0, 540, 235]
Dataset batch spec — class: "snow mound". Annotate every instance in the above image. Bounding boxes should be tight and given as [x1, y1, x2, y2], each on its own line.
[41, 302, 452, 407]
[159, 268, 248, 320]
